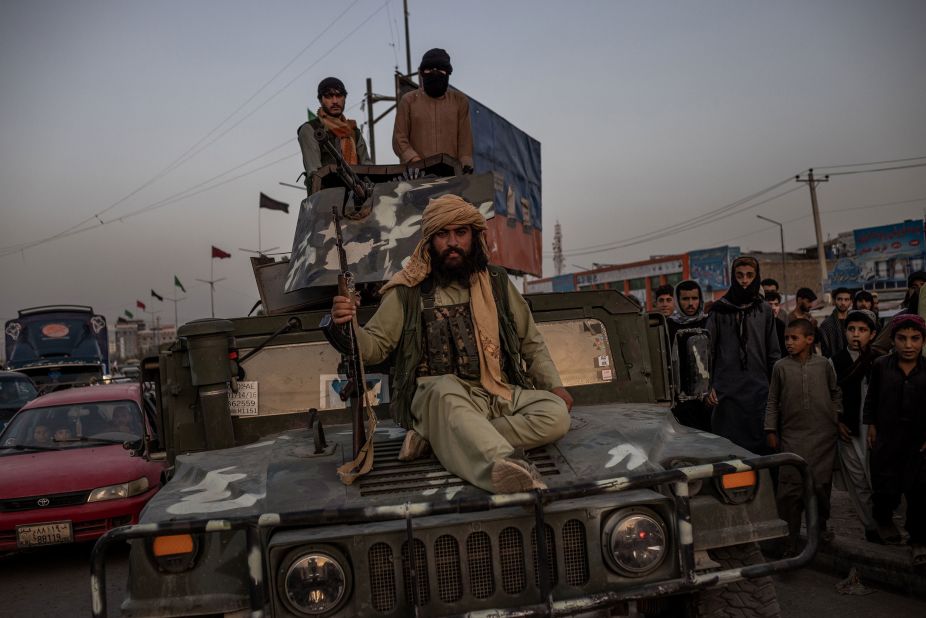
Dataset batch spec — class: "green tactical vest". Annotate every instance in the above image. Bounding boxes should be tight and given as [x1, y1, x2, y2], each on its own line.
[390, 265, 534, 428]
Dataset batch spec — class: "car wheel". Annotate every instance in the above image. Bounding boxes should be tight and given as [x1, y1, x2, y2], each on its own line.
[689, 542, 781, 618]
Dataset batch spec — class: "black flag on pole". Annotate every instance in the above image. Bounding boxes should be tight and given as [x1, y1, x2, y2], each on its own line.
[151, 289, 164, 302]
[259, 192, 289, 213]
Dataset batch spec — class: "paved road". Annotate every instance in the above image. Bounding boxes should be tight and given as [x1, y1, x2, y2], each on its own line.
[0, 542, 924, 617]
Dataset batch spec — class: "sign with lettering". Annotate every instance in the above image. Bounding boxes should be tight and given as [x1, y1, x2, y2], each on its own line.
[228, 381, 258, 417]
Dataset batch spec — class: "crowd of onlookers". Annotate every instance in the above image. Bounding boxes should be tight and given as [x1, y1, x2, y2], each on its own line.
[657, 265, 926, 564]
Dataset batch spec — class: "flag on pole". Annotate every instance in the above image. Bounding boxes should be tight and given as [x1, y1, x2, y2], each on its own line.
[136, 300, 146, 310]
[259, 192, 289, 213]
[211, 245, 231, 259]
[151, 289, 164, 302]
[124, 310, 134, 319]
[174, 275, 186, 293]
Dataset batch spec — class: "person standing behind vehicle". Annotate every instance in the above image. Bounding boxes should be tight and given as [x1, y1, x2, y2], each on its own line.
[819, 287, 852, 358]
[765, 318, 842, 555]
[765, 291, 787, 356]
[831, 310, 880, 543]
[853, 290, 874, 312]
[788, 287, 818, 326]
[668, 280, 711, 431]
[863, 314, 926, 564]
[392, 48, 474, 173]
[297, 77, 372, 178]
[654, 284, 675, 318]
[706, 256, 781, 454]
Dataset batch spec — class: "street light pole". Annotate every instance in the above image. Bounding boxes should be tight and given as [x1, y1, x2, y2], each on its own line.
[757, 214, 788, 302]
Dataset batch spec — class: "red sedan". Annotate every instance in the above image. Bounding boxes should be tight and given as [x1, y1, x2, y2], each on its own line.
[0, 383, 166, 551]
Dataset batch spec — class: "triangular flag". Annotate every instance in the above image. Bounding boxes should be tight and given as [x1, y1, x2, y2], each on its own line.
[136, 300, 146, 310]
[211, 245, 231, 259]
[259, 192, 289, 213]
[124, 310, 134, 319]
[151, 289, 164, 302]
[174, 275, 186, 293]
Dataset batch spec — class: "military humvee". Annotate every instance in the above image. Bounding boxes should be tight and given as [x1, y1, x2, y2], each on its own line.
[90, 87, 817, 617]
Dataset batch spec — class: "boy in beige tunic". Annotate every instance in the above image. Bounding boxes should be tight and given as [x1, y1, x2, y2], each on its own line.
[765, 318, 842, 554]
[330, 194, 571, 493]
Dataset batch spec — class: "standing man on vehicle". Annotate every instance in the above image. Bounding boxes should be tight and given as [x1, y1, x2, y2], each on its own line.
[298, 77, 372, 178]
[819, 287, 852, 358]
[392, 49, 474, 173]
[328, 194, 571, 493]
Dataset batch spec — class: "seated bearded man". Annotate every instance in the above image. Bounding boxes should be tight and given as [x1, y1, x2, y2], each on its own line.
[330, 194, 573, 493]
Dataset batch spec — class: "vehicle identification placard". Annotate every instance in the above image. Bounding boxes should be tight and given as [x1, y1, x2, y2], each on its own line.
[228, 381, 259, 417]
[16, 521, 73, 547]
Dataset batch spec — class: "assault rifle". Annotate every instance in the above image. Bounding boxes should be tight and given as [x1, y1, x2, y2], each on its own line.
[307, 110, 375, 212]
[325, 202, 377, 484]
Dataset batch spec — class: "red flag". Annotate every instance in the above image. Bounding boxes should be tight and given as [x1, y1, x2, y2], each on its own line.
[211, 245, 231, 259]
[136, 300, 146, 310]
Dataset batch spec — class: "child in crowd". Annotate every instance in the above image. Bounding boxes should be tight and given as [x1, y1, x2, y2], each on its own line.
[863, 314, 926, 565]
[831, 310, 879, 542]
[765, 318, 841, 554]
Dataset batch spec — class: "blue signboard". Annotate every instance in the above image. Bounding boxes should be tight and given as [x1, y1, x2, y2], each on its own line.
[689, 246, 741, 292]
[828, 219, 926, 289]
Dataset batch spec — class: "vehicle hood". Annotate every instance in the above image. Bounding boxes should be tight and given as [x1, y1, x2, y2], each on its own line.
[0, 445, 158, 499]
[140, 403, 755, 524]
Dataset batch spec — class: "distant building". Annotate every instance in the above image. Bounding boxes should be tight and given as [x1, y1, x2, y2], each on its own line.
[113, 318, 177, 362]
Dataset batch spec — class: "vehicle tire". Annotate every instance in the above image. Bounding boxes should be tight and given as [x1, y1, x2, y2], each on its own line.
[690, 542, 780, 618]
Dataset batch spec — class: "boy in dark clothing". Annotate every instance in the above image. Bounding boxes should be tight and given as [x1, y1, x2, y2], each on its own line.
[831, 310, 879, 542]
[864, 314, 926, 565]
[765, 318, 841, 554]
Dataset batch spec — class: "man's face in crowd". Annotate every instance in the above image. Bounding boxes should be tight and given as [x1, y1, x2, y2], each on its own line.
[855, 298, 873, 311]
[784, 328, 814, 357]
[767, 297, 781, 317]
[846, 322, 873, 352]
[678, 289, 700, 316]
[320, 90, 345, 116]
[431, 224, 473, 269]
[656, 294, 675, 316]
[893, 327, 925, 362]
[734, 265, 757, 289]
[912, 279, 926, 291]
[797, 296, 814, 312]
[762, 283, 778, 296]
[834, 292, 852, 314]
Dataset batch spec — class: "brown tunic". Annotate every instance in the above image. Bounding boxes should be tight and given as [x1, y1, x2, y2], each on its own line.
[392, 88, 474, 167]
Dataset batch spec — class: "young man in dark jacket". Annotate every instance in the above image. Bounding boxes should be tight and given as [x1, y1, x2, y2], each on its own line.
[831, 310, 879, 542]
[863, 314, 926, 564]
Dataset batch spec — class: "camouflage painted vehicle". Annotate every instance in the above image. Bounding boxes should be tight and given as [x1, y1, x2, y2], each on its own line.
[89, 251, 817, 617]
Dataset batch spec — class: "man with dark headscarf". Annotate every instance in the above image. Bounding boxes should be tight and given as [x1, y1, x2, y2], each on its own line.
[392, 49, 474, 172]
[706, 256, 781, 453]
[297, 77, 372, 177]
[330, 194, 571, 493]
[668, 280, 711, 431]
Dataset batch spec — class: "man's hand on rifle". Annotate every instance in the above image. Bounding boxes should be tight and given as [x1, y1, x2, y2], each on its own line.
[332, 295, 360, 325]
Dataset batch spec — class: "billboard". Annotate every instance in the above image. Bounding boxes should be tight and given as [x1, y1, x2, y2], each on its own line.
[689, 246, 741, 293]
[827, 219, 926, 290]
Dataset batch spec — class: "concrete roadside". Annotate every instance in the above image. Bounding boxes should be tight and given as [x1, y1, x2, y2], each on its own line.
[811, 488, 926, 598]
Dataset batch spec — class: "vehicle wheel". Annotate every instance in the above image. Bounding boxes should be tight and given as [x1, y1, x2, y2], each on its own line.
[689, 542, 780, 618]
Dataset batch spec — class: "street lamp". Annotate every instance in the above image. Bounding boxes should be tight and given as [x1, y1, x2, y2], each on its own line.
[756, 214, 788, 302]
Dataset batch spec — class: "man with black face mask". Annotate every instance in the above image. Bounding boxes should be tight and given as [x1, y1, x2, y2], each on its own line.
[393, 48, 474, 172]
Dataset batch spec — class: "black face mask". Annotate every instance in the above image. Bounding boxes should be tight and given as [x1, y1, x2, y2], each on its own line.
[422, 72, 449, 98]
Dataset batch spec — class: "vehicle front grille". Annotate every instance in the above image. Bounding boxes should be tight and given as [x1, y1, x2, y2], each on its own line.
[365, 519, 589, 613]
[0, 489, 90, 512]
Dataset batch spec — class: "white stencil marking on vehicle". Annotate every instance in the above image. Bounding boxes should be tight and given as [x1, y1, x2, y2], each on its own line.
[167, 467, 265, 515]
[605, 444, 647, 470]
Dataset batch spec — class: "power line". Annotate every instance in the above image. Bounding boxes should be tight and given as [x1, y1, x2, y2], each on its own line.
[826, 162, 926, 176]
[817, 154, 926, 171]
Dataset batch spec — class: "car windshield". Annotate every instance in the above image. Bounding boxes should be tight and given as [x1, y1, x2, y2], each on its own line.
[0, 375, 38, 409]
[0, 399, 144, 451]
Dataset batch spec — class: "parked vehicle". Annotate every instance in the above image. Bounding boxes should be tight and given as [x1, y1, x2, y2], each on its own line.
[0, 370, 38, 432]
[4, 305, 110, 391]
[0, 383, 166, 552]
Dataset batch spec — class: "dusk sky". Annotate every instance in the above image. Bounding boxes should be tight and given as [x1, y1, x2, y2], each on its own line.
[2, 0, 925, 336]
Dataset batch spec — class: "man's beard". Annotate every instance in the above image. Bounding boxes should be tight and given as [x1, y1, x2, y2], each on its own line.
[430, 245, 487, 288]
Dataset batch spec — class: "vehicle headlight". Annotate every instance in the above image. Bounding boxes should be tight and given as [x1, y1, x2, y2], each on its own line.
[282, 550, 350, 616]
[87, 477, 149, 502]
[602, 509, 668, 576]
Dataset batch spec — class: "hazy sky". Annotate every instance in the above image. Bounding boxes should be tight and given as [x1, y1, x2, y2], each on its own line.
[2, 0, 925, 332]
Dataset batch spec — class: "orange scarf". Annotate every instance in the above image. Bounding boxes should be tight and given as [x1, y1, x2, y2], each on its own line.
[317, 107, 358, 165]
[381, 195, 512, 401]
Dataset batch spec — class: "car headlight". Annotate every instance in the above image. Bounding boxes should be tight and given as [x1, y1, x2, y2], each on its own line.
[602, 509, 668, 576]
[87, 477, 149, 502]
[281, 550, 350, 616]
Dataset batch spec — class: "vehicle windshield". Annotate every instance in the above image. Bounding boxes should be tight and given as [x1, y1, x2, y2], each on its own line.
[0, 399, 144, 451]
[0, 375, 38, 409]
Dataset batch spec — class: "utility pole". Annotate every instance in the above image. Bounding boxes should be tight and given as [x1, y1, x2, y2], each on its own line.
[796, 169, 830, 294]
[363, 0, 411, 162]
[162, 292, 187, 330]
[552, 220, 564, 276]
[756, 214, 788, 302]
[196, 259, 225, 318]
[403, 0, 412, 76]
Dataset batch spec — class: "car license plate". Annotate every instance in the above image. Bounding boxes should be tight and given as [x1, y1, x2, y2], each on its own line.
[15, 521, 73, 548]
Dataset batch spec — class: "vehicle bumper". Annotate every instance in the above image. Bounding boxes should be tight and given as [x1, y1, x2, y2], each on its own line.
[0, 488, 159, 551]
[89, 453, 819, 618]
